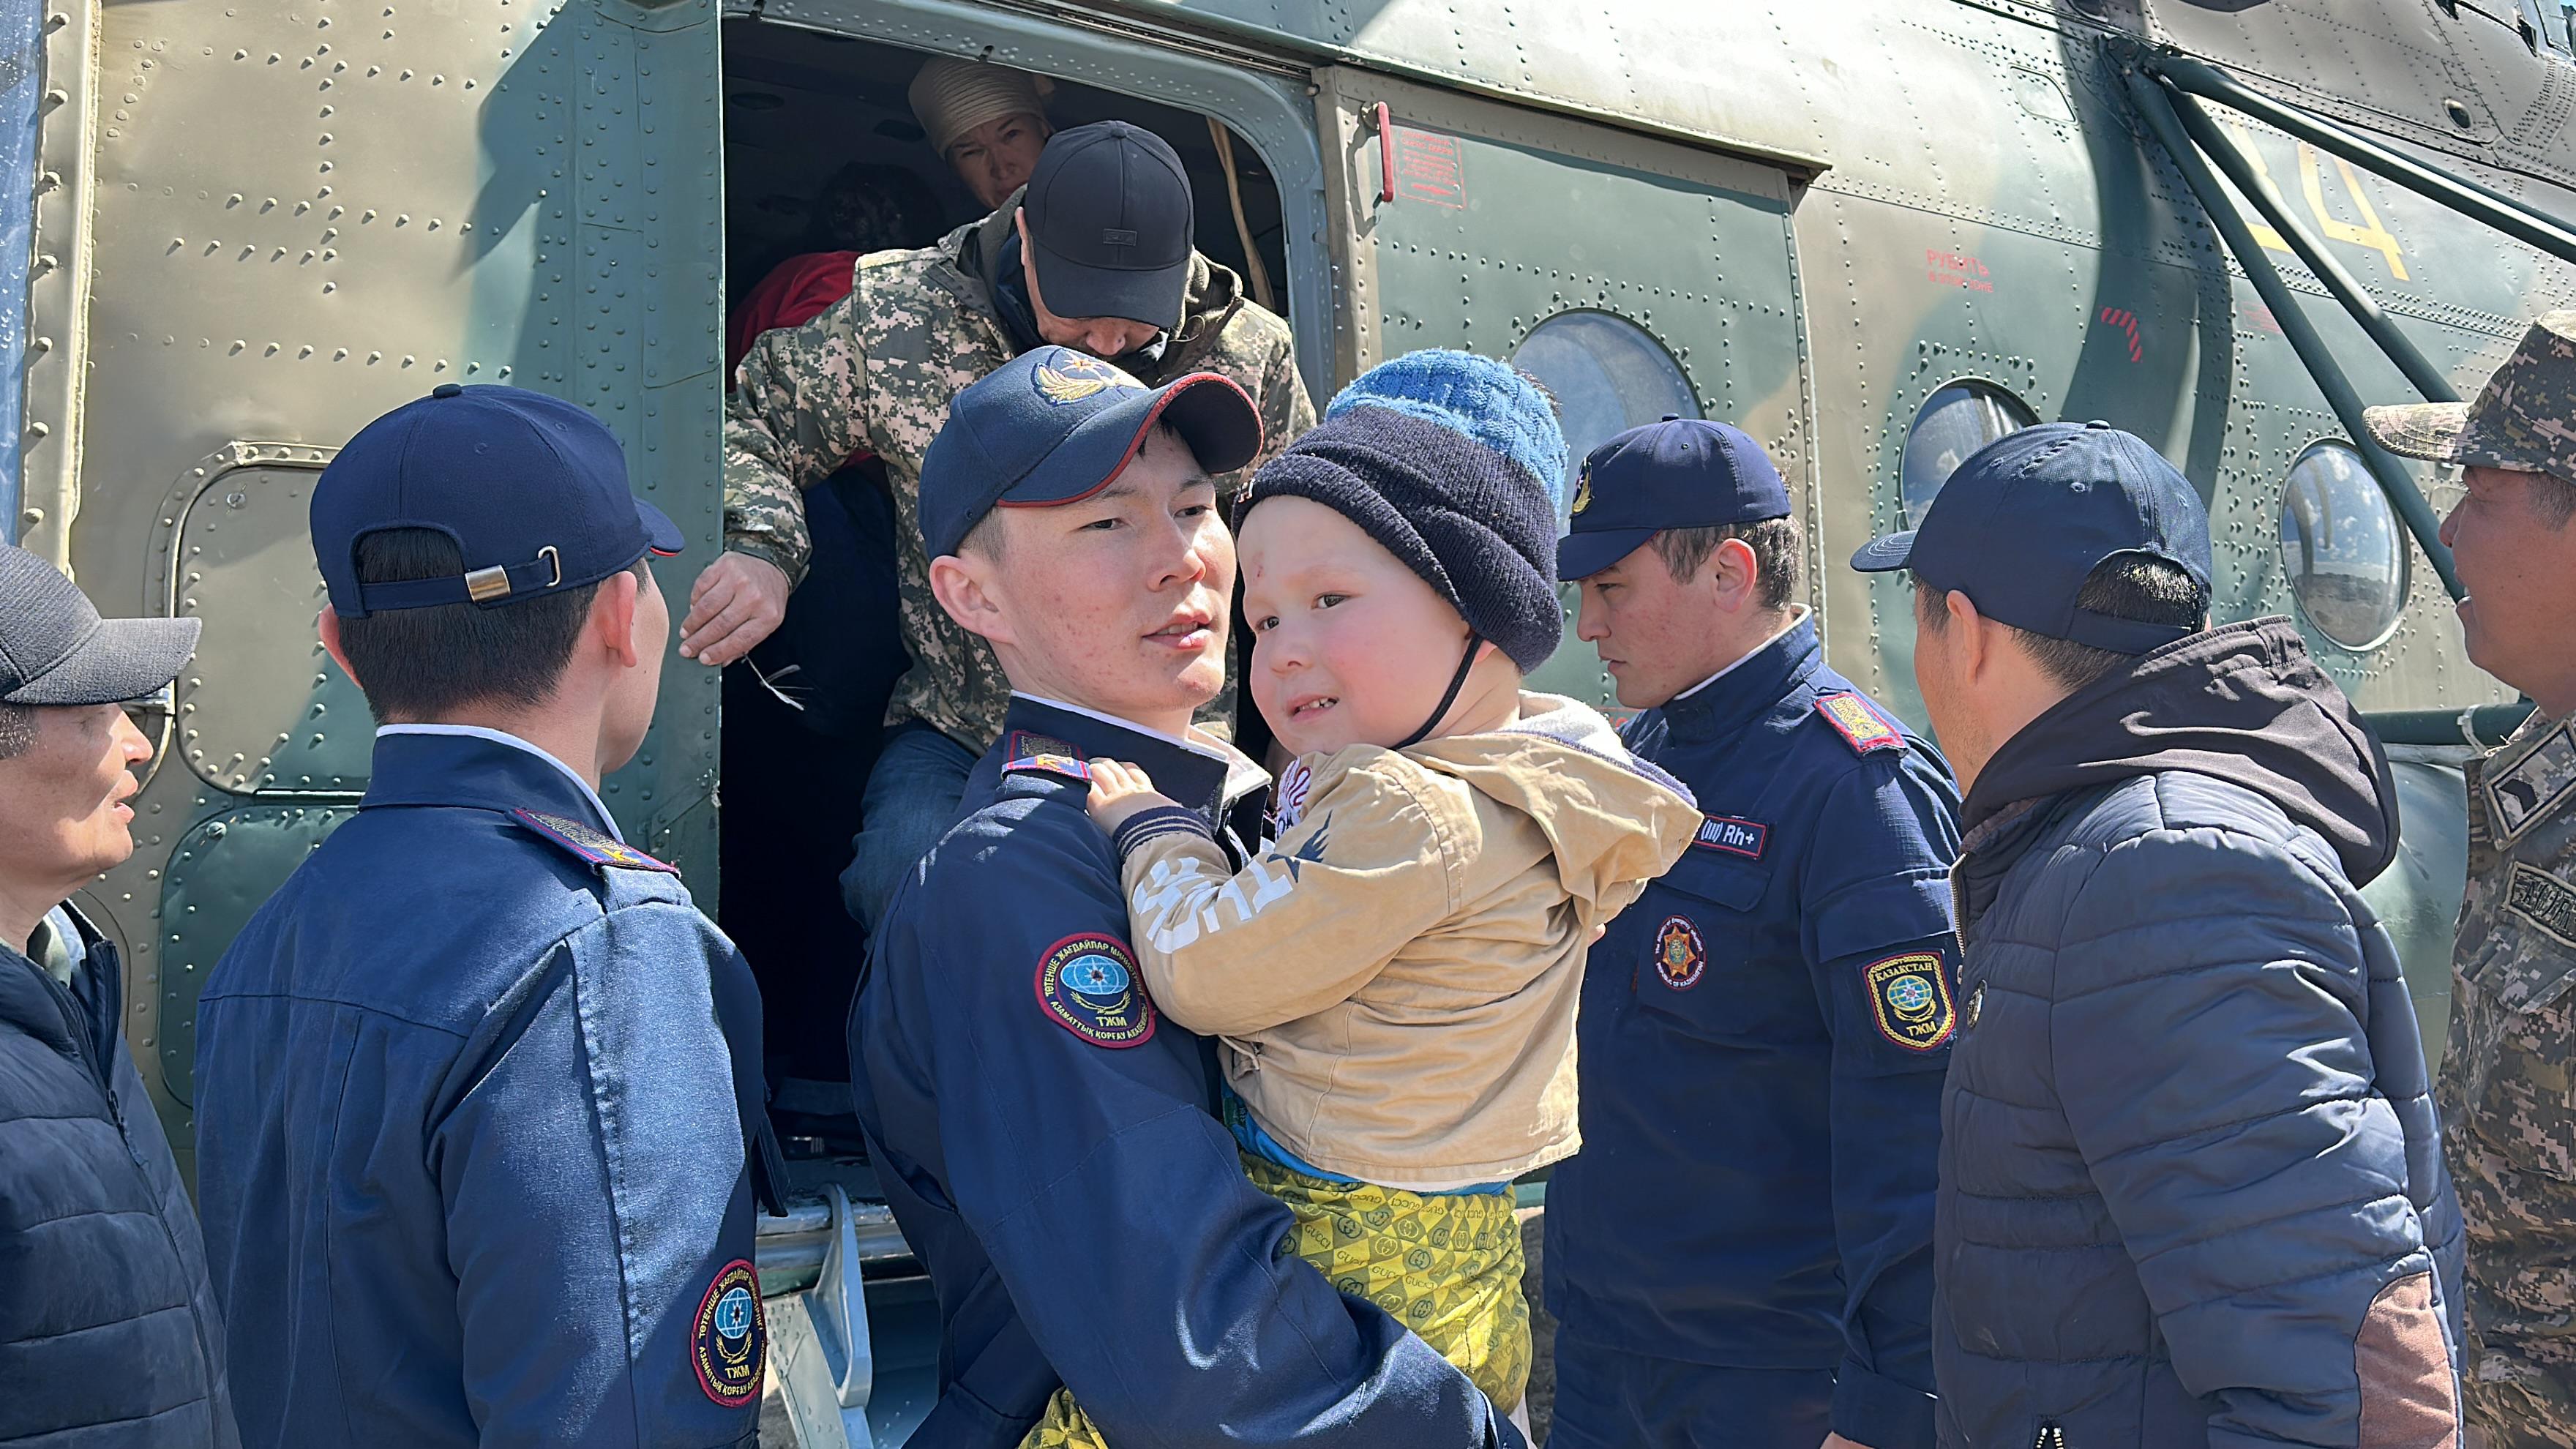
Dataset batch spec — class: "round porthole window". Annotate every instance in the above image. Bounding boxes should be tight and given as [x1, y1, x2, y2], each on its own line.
[2279, 440, 2408, 650]
[1510, 311, 1701, 525]
[1901, 382, 2039, 527]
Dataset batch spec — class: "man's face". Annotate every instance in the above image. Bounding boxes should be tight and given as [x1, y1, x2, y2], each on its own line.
[984, 428, 1232, 724]
[1573, 542, 1719, 709]
[2440, 465, 2576, 707]
[0, 703, 154, 913]
[949, 112, 1049, 211]
[1017, 211, 1166, 361]
[599, 564, 668, 775]
[1240, 496, 1476, 756]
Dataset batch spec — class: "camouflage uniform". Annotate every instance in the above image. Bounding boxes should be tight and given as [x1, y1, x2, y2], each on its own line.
[724, 201, 1316, 752]
[2438, 715, 2576, 1449]
[2370, 310, 2576, 1449]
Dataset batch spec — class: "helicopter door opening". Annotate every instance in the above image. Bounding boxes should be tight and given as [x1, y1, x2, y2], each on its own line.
[711, 15, 1311, 1137]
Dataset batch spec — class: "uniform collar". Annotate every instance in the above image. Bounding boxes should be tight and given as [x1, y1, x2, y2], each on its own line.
[360, 727, 623, 839]
[1660, 610, 1824, 745]
[1006, 693, 1269, 830]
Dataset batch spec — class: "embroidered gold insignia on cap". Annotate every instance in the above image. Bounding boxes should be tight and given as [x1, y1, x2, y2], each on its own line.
[1032, 350, 1145, 407]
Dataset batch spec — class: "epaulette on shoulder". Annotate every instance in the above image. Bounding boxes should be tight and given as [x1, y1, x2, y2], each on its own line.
[509, 809, 679, 875]
[1004, 731, 1091, 784]
[1814, 692, 1907, 757]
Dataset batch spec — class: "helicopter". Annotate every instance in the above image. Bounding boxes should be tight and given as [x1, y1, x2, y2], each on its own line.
[7, 0, 2574, 1441]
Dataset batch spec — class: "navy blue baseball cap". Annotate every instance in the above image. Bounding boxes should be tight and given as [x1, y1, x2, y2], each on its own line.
[918, 345, 1262, 559]
[1850, 420, 2213, 654]
[1557, 417, 1793, 581]
[311, 383, 683, 618]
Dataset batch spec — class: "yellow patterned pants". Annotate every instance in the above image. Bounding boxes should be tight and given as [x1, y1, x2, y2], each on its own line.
[1019, 1153, 1530, 1448]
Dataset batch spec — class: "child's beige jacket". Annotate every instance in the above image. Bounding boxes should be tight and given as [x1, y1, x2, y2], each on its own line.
[1117, 692, 1699, 1190]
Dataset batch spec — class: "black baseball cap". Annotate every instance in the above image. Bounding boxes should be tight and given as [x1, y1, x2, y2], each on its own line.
[311, 383, 684, 618]
[1022, 121, 1194, 333]
[918, 345, 1262, 559]
[1850, 421, 2212, 654]
[1558, 416, 1793, 581]
[0, 544, 201, 705]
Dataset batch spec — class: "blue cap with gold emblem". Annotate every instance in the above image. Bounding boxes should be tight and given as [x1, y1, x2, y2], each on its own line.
[1557, 416, 1792, 582]
[918, 345, 1263, 558]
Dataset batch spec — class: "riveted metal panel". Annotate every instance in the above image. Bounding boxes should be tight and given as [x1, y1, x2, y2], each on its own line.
[53, 0, 727, 1143]
[157, 446, 370, 796]
[1311, 67, 1811, 709]
[156, 804, 356, 1107]
[0, 0, 37, 535]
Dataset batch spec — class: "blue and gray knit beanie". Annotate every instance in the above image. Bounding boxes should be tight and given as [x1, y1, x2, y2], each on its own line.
[1247, 350, 1568, 670]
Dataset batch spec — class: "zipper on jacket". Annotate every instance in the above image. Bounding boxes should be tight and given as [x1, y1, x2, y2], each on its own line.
[2034, 1423, 2067, 1449]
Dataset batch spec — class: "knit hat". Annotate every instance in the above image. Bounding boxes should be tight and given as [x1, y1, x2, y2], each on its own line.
[1248, 349, 1568, 671]
[907, 57, 1052, 160]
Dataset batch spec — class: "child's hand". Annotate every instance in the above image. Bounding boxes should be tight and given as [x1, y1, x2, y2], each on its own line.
[1087, 759, 1179, 834]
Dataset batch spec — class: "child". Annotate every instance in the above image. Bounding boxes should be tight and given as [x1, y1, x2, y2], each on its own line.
[1031, 351, 1700, 1447]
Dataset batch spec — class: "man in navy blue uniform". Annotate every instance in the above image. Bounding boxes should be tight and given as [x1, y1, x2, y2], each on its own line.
[1544, 419, 1961, 1449]
[847, 345, 1524, 1447]
[196, 385, 783, 1448]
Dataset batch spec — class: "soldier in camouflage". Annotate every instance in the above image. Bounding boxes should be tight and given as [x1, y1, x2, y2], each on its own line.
[684, 119, 1313, 933]
[2369, 310, 2576, 1449]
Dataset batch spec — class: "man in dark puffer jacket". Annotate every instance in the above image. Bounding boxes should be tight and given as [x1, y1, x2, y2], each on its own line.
[1853, 423, 2463, 1449]
[0, 544, 236, 1447]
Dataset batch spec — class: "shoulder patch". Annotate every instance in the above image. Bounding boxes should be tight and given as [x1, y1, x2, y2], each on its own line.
[691, 1258, 766, 1407]
[1006, 731, 1091, 783]
[1035, 933, 1157, 1048]
[1865, 951, 1956, 1052]
[2484, 718, 2576, 847]
[1816, 693, 1906, 755]
[509, 809, 678, 874]
[1693, 815, 1769, 859]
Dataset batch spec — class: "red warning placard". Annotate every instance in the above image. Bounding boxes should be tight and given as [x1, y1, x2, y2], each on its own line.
[1393, 128, 1467, 209]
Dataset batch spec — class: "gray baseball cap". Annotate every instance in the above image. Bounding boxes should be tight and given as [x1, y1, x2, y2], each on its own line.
[0, 544, 201, 705]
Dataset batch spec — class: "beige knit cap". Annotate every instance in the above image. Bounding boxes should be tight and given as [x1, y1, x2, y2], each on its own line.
[908, 57, 1052, 159]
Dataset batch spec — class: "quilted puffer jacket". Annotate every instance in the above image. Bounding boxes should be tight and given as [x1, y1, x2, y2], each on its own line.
[0, 906, 236, 1447]
[1933, 618, 2462, 1449]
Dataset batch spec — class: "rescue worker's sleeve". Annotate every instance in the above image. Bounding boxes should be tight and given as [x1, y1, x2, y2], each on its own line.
[1799, 757, 1961, 1449]
[722, 282, 874, 587]
[433, 902, 757, 1448]
[924, 825, 1521, 1448]
[1110, 764, 1459, 1037]
[2051, 834, 2460, 1449]
[1250, 341, 1317, 473]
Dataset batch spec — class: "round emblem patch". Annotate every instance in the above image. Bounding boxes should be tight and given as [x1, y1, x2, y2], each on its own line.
[691, 1259, 765, 1407]
[1036, 933, 1158, 1048]
[1655, 915, 1707, 990]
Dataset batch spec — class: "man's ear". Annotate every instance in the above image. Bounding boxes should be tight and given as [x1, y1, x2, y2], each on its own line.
[588, 569, 643, 670]
[1944, 588, 1994, 678]
[1704, 536, 1761, 610]
[929, 552, 1016, 648]
[318, 609, 364, 689]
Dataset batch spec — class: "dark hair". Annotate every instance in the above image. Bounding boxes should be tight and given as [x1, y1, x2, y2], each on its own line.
[1653, 516, 1802, 611]
[0, 702, 34, 761]
[336, 528, 640, 720]
[2535, 471, 2576, 528]
[1913, 555, 2206, 692]
[804, 163, 943, 255]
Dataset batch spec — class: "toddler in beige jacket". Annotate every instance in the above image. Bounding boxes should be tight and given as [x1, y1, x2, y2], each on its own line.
[1060, 351, 1698, 1444]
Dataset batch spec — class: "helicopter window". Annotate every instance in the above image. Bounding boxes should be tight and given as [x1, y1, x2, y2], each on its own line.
[2279, 440, 2408, 651]
[1510, 310, 1700, 527]
[1901, 382, 2038, 528]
